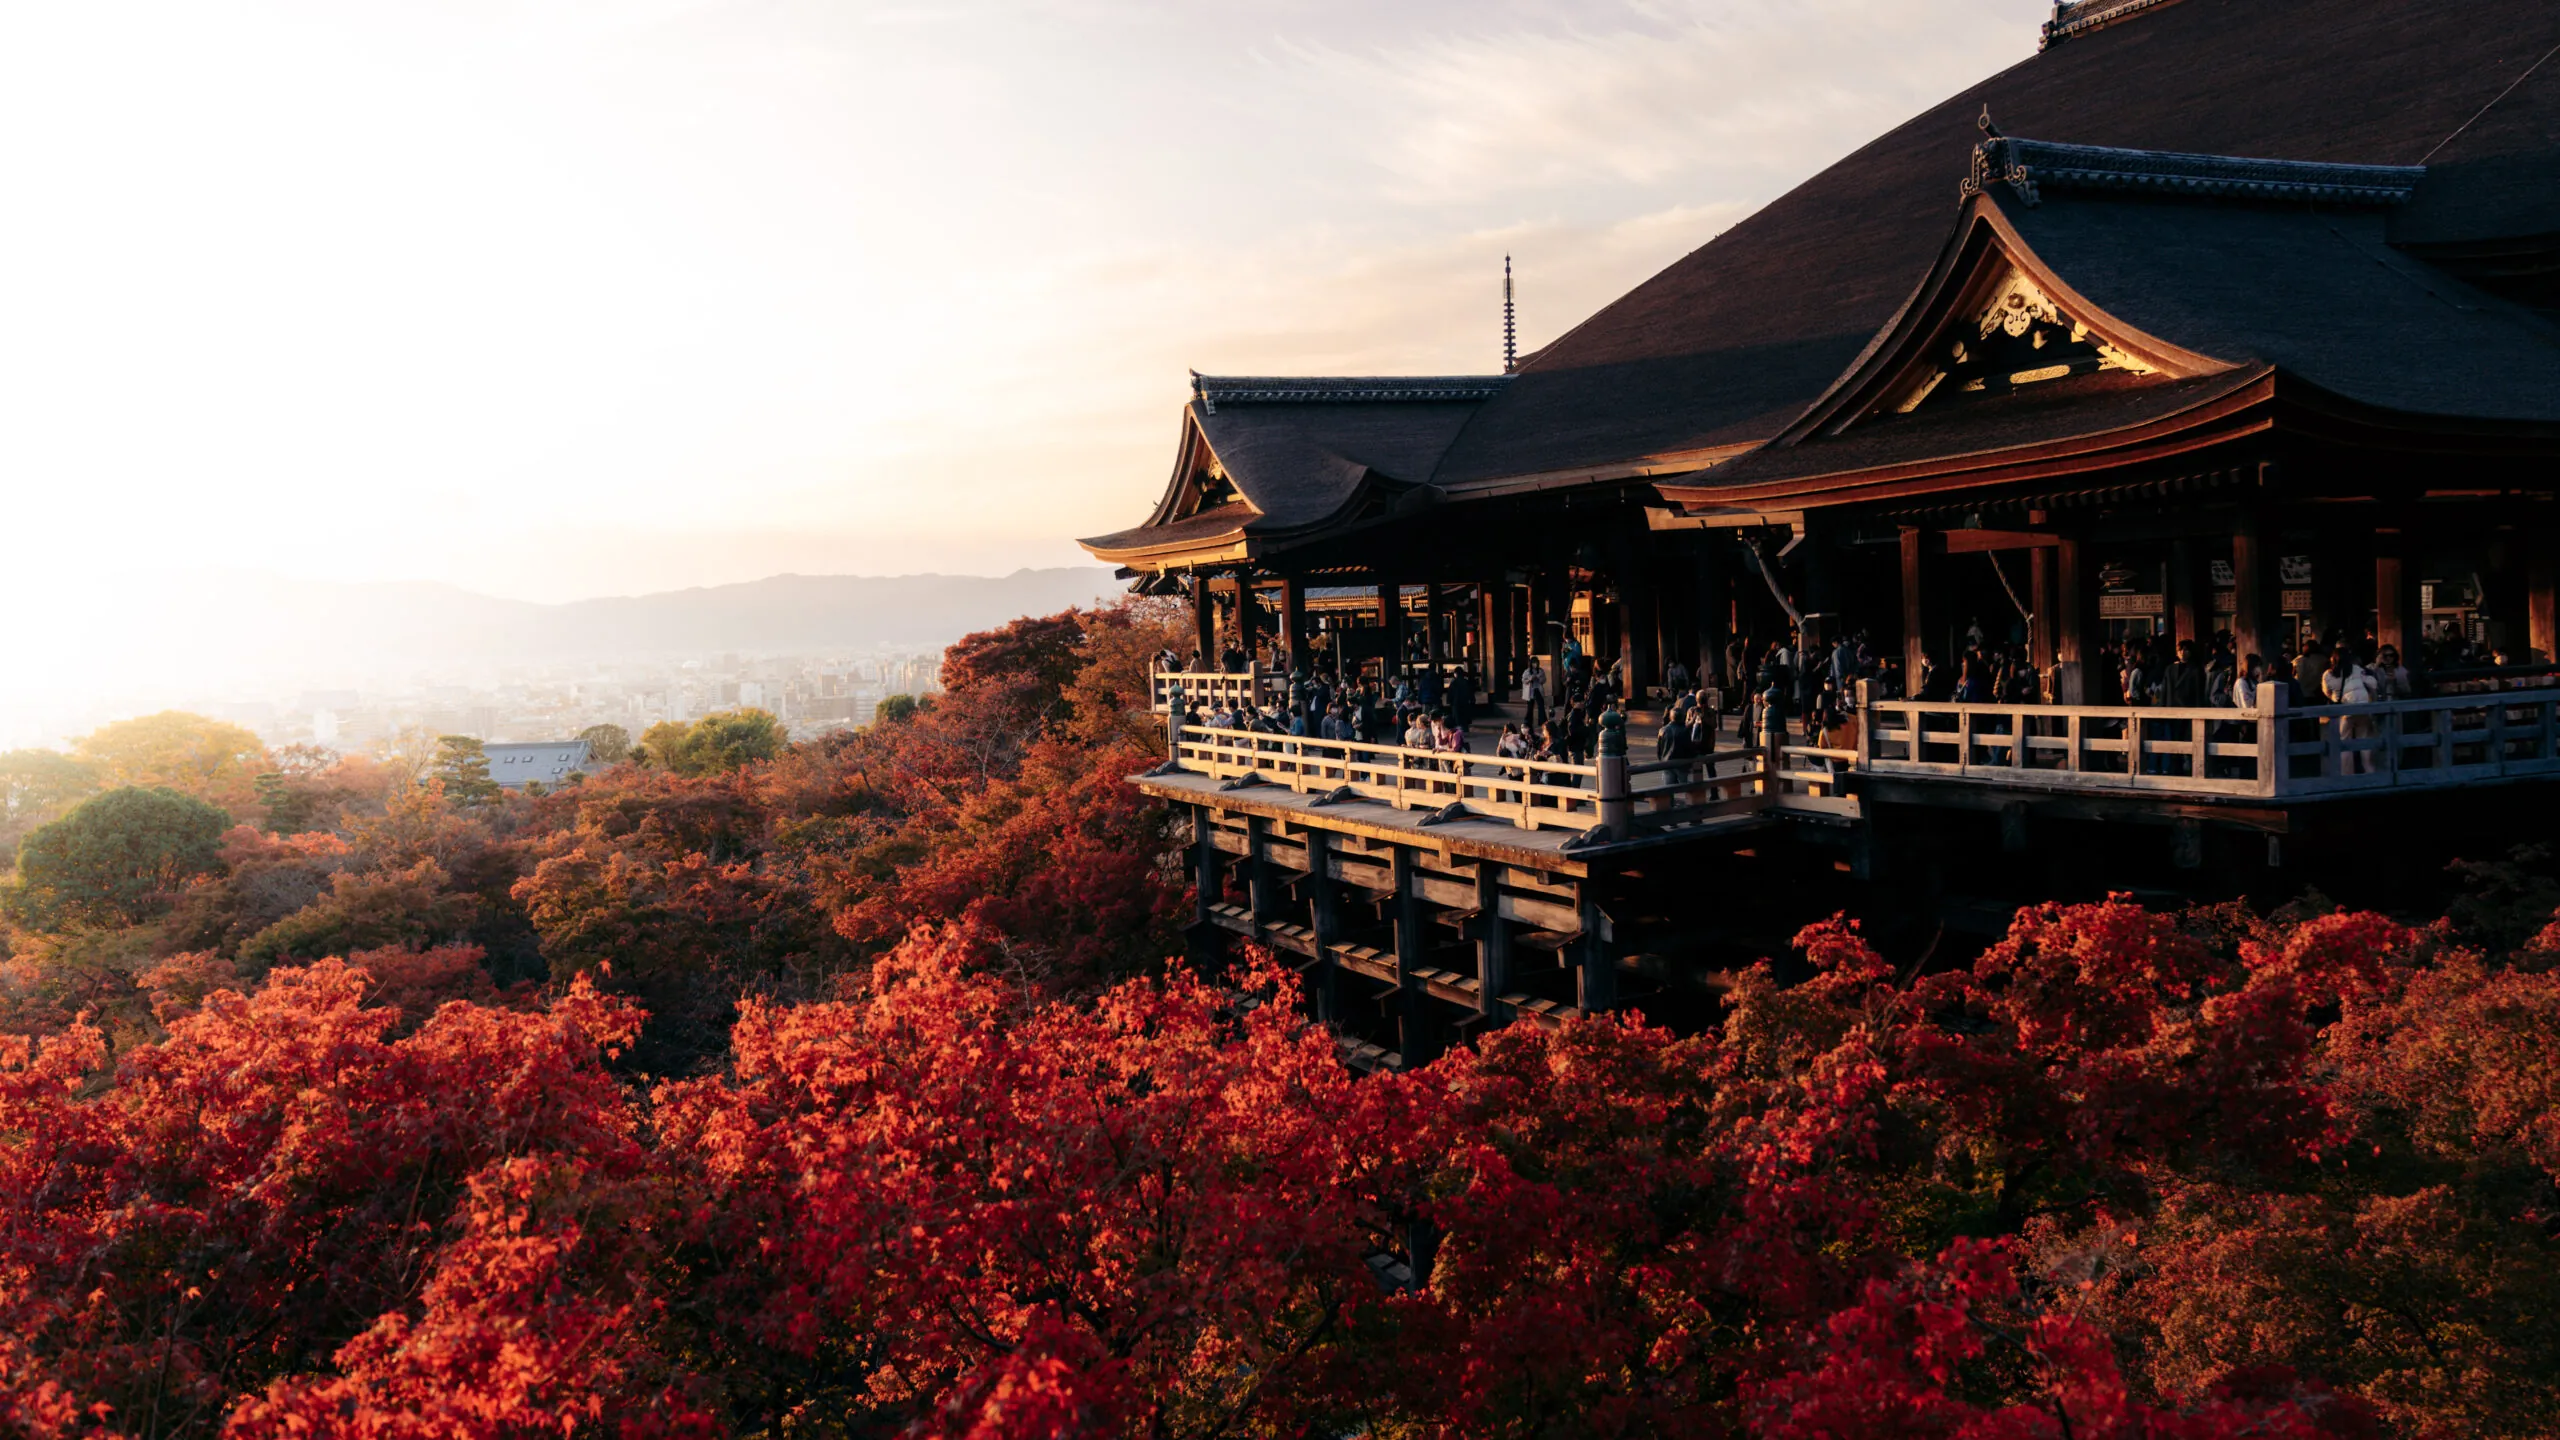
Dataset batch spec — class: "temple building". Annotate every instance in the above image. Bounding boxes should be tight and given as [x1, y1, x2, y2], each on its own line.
[1078, 0, 2560, 1065]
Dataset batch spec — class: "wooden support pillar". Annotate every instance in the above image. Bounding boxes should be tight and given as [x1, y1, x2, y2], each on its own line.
[1192, 572, 1214, 661]
[1244, 816, 1277, 944]
[1391, 848, 1436, 1064]
[1190, 805, 1221, 924]
[2375, 526, 2419, 660]
[2055, 535, 2088, 703]
[2487, 532, 2526, 658]
[1279, 576, 1309, 672]
[2029, 545, 2056, 673]
[1615, 540, 1656, 698]
[2530, 529, 2559, 665]
[1376, 581, 1402, 675]
[1474, 864, 1511, 1022]
[1233, 568, 1262, 666]
[1485, 585, 1514, 698]
[1424, 580, 1447, 673]
[1900, 527, 1936, 693]
[1700, 548, 1732, 686]
[2232, 509, 2278, 666]
[1306, 830, 1342, 1024]
[2170, 537, 2205, 647]
[1574, 890, 1615, 1013]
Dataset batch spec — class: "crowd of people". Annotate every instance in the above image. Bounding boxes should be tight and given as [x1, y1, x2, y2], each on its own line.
[1156, 613, 2540, 785]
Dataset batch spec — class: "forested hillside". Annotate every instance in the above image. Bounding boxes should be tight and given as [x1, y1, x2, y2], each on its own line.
[0, 599, 2553, 1439]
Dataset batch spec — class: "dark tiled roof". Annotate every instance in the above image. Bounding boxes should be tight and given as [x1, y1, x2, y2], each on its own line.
[1428, 0, 2560, 487]
[2005, 189, 2560, 422]
[1077, 387, 1491, 561]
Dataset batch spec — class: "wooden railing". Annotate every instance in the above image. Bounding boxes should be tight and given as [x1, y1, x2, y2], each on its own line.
[1173, 725, 1602, 832]
[1171, 721, 1856, 839]
[2272, 688, 2560, 794]
[1863, 695, 2276, 797]
[1151, 669, 1284, 715]
[1862, 685, 2560, 799]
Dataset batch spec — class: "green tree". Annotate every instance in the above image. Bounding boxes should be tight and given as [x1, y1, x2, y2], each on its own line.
[9, 786, 232, 928]
[875, 694, 923, 726]
[577, 723, 632, 765]
[429, 737, 502, 806]
[639, 709, 788, 777]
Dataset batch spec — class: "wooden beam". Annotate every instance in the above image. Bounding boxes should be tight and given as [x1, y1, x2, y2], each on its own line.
[1942, 529, 2061, 553]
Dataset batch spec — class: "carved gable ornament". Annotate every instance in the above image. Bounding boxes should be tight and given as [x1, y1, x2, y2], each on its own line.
[1885, 264, 2154, 414]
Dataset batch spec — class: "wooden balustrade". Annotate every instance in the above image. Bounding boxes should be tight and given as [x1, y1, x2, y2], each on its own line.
[2272, 688, 2560, 794]
[1859, 685, 2560, 798]
[1151, 668, 1284, 715]
[1173, 725, 1602, 831]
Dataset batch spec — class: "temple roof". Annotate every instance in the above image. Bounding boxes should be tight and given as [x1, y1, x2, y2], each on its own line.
[1078, 0, 2560, 567]
[1427, 0, 2560, 487]
[1669, 162, 2560, 504]
[1076, 377, 1499, 564]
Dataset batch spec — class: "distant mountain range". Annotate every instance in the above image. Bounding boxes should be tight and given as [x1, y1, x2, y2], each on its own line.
[230, 568, 1130, 662]
[54, 567, 1129, 694]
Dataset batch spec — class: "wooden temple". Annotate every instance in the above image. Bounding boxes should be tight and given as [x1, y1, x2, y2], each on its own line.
[1077, 0, 2560, 1065]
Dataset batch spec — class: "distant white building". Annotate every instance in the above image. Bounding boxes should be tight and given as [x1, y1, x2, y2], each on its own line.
[484, 740, 593, 789]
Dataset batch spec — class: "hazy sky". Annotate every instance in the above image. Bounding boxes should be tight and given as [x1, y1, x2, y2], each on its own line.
[2, 0, 2049, 605]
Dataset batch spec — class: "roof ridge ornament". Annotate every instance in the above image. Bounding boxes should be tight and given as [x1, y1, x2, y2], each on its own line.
[1962, 110, 2039, 205]
[1960, 127, 2423, 208]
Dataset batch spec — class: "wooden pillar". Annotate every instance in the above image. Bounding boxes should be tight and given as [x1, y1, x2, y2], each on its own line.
[1391, 848, 1435, 1063]
[2530, 529, 2558, 665]
[1486, 585, 1514, 699]
[1899, 527, 1932, 690]
[2232, 510, 2278, 665]
[1306, 830, 1342, 1024]
[1700, 548, 1732, 686]
[2055, 535, 2088, 703]
[2487, 533, 2526, 658]
[1192, 572, 1214, 660]
[2170, 538, 2204, 647]
[2375, 526, 2419, 659]
[1376, 582, 1401, 675]
[1244, 816, 1277, 943]
[1615, 541, 1656, 698]
[1424, 580, 1447, 673]
[1474, 864, 1511, 1021]
[1190, 804, 1221, 923]
[2029, 545, 2056, 672]
[1233, 568, 1261, 665]
[1574, 890, 1615, 1013]
[1279, 576, 1309, 672]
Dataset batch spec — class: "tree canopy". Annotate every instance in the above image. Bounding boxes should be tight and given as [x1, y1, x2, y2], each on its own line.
[8, 784, 232, 928]
[72, 710, 267, 808]
[638, 708, 787, 776]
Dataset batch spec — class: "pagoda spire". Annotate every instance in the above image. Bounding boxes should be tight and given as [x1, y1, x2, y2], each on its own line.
[1502, 255, 1518, 373]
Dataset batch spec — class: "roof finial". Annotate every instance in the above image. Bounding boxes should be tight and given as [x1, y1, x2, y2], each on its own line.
[1502, 255, 1518, 374]
[1978, 104, 2002, 138]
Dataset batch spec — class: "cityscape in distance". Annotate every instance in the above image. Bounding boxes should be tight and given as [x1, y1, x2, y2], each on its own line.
[5, 566, 1118, 751]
